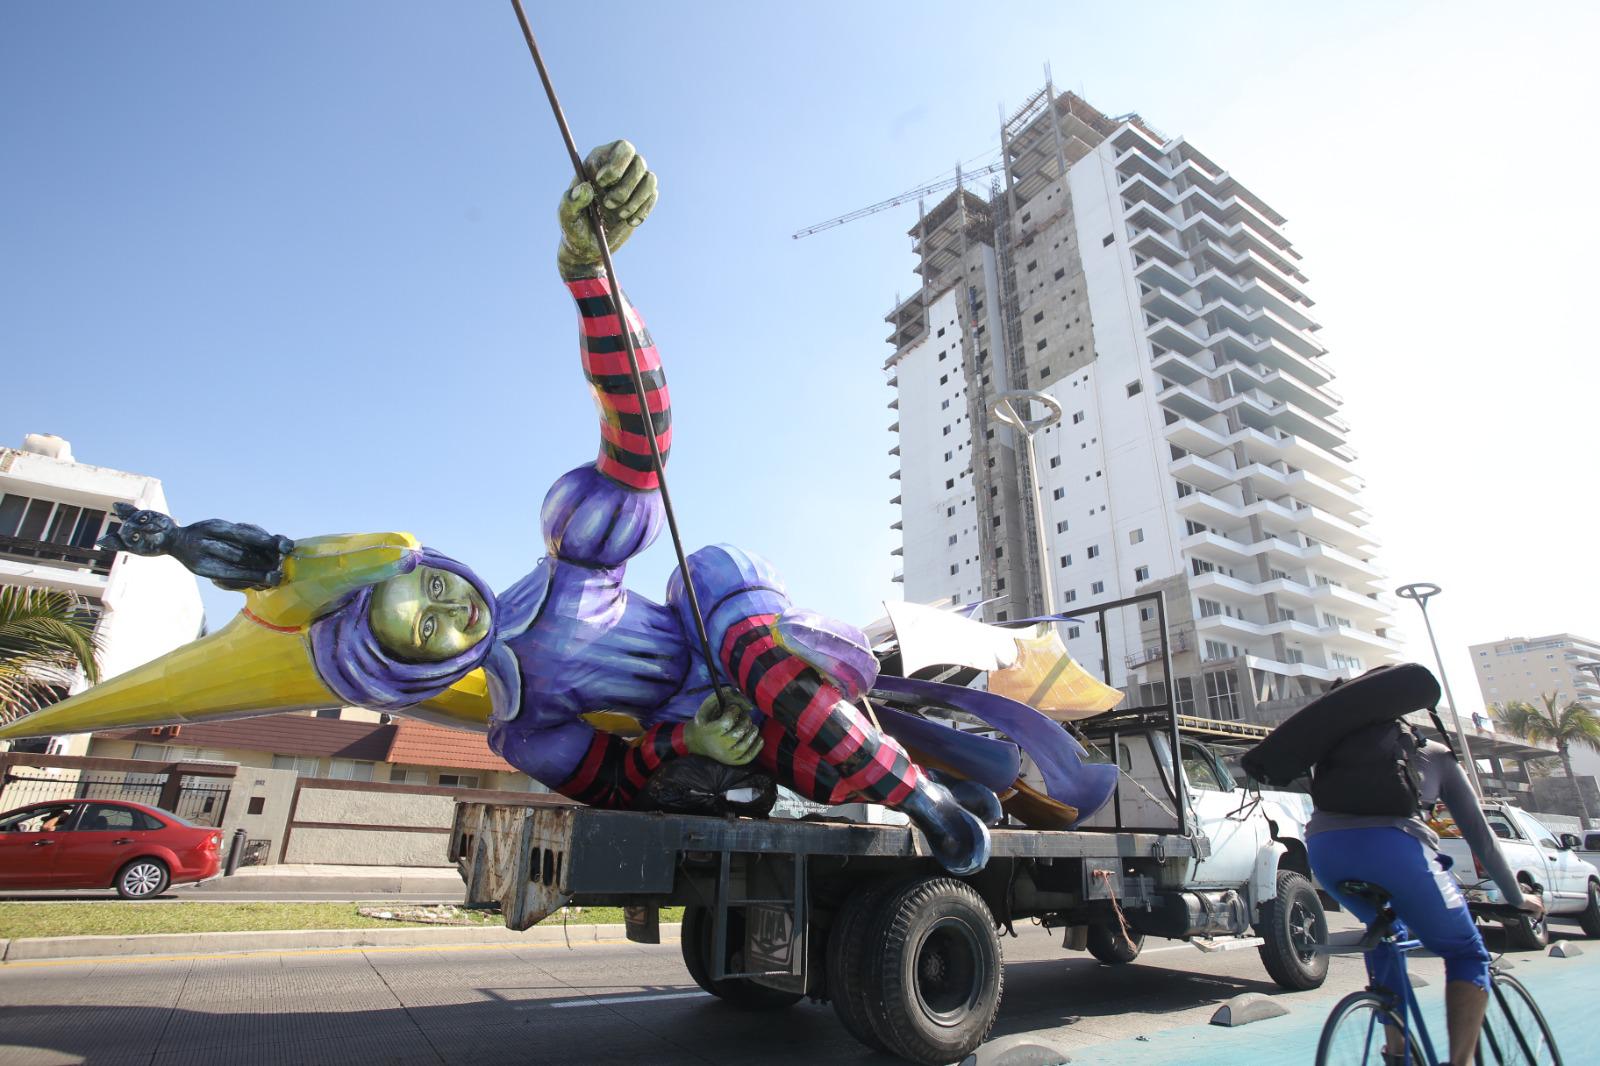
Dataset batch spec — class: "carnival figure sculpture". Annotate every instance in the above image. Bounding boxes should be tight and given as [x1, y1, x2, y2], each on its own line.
[0, 142, 994, 875]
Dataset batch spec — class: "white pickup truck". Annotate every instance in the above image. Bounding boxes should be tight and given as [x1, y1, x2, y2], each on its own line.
[1437, 802, 1600, 949]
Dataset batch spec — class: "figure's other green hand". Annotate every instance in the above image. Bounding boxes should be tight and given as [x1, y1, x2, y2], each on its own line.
[557, 139, 658, 279]
[684, 689, 763, 767]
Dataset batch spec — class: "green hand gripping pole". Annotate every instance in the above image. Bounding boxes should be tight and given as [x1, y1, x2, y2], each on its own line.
[507, 0, 730, 718]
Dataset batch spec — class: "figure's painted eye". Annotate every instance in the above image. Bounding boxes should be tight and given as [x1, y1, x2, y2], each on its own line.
[429, 574, 445, 598]
[420, 615, 437, 642]
[127, 533, 141, 543]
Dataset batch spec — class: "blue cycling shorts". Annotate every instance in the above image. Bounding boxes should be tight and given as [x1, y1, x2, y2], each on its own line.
[1308, 826, 1490, 992]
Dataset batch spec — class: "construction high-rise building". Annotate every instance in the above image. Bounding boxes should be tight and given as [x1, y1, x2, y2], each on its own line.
[885, 83, 1397, 726]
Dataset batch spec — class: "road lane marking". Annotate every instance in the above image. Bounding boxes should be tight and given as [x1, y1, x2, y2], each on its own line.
[549, 991, 710, 1008]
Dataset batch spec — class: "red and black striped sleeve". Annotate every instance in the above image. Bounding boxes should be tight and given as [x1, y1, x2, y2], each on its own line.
[567, 275, 670, 491]
[553, 721, 690, 808]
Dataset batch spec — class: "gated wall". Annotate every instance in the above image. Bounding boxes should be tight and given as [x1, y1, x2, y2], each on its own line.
[0, 752, 237, 826]
[279, 778, 571, 866]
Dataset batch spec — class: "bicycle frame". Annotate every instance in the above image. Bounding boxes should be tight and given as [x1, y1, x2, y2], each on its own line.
[1367, 934, 1442, 1066]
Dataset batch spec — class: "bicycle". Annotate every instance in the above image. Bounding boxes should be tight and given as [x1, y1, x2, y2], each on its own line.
[1314, 879, 1563, 1065]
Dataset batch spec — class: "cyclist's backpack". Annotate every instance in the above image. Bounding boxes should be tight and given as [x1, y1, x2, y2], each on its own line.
[1309, 719, 1425, 817]
[1240, 662, 1440, 794]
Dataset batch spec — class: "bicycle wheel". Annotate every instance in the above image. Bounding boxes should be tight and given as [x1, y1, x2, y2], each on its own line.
[1479, 972, 1562, 1066]
[1317, 990, 1421, 1066]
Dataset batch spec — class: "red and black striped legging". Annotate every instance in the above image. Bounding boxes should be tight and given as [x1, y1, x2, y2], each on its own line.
[722, 614, 924, 807]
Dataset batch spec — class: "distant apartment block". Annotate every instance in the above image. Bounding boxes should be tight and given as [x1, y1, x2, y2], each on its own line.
[1471, 632, 1600, 779]
[885, 84, 1396, 726]
[0, 434, 204, 755]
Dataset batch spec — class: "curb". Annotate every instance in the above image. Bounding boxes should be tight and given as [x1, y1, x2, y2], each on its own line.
[0, 922, 681, 963]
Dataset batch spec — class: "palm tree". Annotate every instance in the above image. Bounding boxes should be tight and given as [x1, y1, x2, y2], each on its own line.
[1495, 692, 1600, 830]
[0, 585, 101, 726]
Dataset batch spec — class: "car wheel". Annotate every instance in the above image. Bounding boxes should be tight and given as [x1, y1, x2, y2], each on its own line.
[115, 858, 169, 899]
[1579, 880, 1600, 939]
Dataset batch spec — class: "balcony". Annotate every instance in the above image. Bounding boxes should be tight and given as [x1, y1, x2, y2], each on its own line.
[1168, 452, 1239, 493]
[1133, 255, 1194, 295]
[1129, 227, 1188, 268]
[1208, 328, 1332, 389]
[1125, 630, 1191, 669]
[0, 534, 115, 594]
[1140, 284, 1200, 323]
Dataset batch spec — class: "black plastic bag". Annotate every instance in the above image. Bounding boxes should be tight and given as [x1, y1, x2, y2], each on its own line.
[635, 756, 777, 818]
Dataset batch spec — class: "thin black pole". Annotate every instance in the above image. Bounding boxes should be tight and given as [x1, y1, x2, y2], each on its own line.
[508, 0, 728, 715]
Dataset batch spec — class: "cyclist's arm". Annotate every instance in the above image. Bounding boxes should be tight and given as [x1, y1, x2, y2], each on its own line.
[1437, 754, 1525, 906]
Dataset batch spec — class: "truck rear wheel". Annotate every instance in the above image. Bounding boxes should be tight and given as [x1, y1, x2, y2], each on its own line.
[1504, 877, 1549, 951]
[1086, 921, 1144, 965]
[1257, 870, 1328, 991]
[826, 879, 897, 1052]
[861, 877, 1002, 1066]
[1580, 880, 1600, 939]
[680, 905, 803, 1010]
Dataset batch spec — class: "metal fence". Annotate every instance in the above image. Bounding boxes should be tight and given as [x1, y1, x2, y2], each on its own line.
[0, 753, 237, 827]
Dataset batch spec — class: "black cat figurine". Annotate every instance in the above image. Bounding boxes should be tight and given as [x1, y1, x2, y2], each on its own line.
[99, 504, 294, 591]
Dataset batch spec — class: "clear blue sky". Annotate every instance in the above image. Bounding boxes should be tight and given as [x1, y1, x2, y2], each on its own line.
[6, 3, 1596, 707]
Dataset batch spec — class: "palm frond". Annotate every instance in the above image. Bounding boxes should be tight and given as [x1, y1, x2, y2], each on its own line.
[0, 584, 102, 723]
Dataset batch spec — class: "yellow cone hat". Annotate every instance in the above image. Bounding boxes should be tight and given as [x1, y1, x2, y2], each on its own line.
[0, 614, 338, 740]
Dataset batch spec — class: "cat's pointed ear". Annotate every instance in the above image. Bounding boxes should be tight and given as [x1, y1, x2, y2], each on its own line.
[111, 502, 138, 519]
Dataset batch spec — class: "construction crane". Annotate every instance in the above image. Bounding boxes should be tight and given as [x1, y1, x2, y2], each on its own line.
[791, 159, 1006, 240]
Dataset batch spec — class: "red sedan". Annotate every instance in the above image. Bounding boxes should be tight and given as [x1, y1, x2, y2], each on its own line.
[0, 799, 222, 898]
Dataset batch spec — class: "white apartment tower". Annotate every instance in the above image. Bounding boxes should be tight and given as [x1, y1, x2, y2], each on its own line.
[1469, 633, 1600, 779]
[0, 434, 205, 754]
[886, 86, 1398, 726]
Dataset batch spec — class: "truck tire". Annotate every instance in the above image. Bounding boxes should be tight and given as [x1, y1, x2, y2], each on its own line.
[1256, 870, 1328, 991]
[1503, 876, 1550, 951]
[1086, 921, 1144, 965]
[826, 880, 897, 1053]
[861, 877, 1002, 1066]
[679, 905, 803, 1010]
[1581, 880, 1600, 939]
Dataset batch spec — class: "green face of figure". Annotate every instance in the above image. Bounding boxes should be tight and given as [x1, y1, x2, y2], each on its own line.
[368, 566, 492, 663]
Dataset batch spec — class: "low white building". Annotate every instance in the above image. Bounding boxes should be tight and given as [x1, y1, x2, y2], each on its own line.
[0, 433, 204, 755]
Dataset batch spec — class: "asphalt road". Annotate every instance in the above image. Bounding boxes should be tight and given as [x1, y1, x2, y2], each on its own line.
[0, 916, 1593, 1066]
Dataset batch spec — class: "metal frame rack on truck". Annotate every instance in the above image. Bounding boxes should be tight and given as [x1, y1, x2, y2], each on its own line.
[452, 592, 1328, 1065]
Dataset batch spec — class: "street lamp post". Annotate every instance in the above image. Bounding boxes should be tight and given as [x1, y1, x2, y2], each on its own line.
[989, 390, 1063, 620]
[1395, 582, 1485, 797]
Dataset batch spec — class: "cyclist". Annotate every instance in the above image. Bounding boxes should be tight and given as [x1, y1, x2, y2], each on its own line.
[1307, 733, 1543, 1066]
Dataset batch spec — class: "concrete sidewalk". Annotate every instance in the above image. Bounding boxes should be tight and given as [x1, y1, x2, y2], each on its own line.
[190, 863, 466, 898]
[0, 919, 678, 963]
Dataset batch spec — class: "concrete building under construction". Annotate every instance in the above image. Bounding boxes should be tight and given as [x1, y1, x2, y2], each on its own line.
[885, 83, 1397, 725]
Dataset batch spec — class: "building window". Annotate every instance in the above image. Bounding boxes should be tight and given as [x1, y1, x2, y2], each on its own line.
[950, 564, 959, 576]
[1185, 520, 1206, 536]
[1064, 590, 1077, 603]
[1056, 520, 1068, 533]
[390, 768, 429, 785]
[996, 611, 1008, 622]
[941, 399, 950, 410]
[1198, 598, 1223, 618]
[1052, 488, 1065, 500]
[1059, 555, 1071, 568]
[1204, 671, 1241, 720]
[314, 708, 342, 719]
[948, 534, 958, 546]
[939, 374, 948, 385]
[1134, 565, 1149, 582]
[439, 774, 480, 789]
[993, 546, 1003, 559]
[1102, 233, 1115, 247]
[0, 494, 112, 553]
[1192, 558, 1215, 576]
[1129, 528, 1143, 544]
[1203, 639, 1232, 661]
[1139, 606, 1154, 622]
[1126, 380, 1142, 397]
[1091, 580, 1105, 595]
[1033, 311, 1044, 324]
[943, 426, 951, 436]
[1049, 456, 1060, 469]
[1053, 268, 1065, 280]
[946, 506, 956, 517]
[991, 516, 1001, 528]
[1174, 677, 1197, 715]
[1026, 260, 1038, 272]
[1039, 365, 1052, 379]
[327, 759, 374, 782]
[1072, 411, 1085, 425]
[937, 327, 946, 338]
[996, 578, 1006, 591]
[1277, 607, 1297, 622]
[1067, 625, 1081, 638]
[271, 754, 321, 777]
[1087, 545, 1100, 559]
[1176, 481, 1194, 498]
[1036, 338, 1047, 350]
[945, 478, 955, 489]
